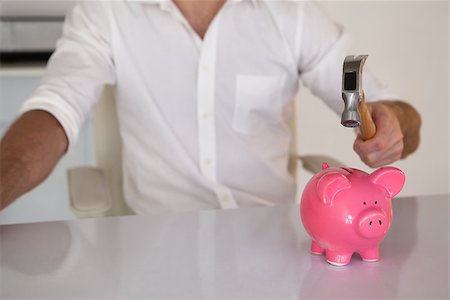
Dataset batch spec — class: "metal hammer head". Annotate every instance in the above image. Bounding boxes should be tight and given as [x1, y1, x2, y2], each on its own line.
[341, 55, 368, 128]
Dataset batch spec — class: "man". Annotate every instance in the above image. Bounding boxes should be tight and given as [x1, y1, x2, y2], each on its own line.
[0, 1, 421, 213]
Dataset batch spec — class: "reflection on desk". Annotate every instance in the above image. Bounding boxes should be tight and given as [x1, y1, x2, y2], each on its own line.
[1, 195, 448, 299]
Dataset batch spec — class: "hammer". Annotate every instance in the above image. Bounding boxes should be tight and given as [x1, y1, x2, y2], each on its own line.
[341, 55, 376, 140]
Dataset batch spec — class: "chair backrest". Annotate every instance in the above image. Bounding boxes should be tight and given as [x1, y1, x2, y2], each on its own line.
[94, 85, 133, 216]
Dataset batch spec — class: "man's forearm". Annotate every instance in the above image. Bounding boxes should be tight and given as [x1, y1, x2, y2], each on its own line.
[0, 110, 68, 210]
[379, 100, 421, 158]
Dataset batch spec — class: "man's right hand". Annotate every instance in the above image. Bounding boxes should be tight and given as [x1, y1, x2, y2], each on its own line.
[0, 110, 68, 210]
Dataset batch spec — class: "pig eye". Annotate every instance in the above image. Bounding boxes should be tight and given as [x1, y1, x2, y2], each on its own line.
[374, 201, 378, 205]
[363, 201, 367, 205]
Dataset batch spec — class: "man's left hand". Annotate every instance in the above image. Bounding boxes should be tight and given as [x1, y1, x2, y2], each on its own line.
[353, 102, 404, 168]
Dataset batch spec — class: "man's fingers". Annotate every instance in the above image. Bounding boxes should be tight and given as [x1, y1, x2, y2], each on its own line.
[355, 137, 403, 168]
[353, 135, 385, 154]
[364, 143, 403, 167]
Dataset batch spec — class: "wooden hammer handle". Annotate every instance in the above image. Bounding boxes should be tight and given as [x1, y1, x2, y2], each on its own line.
[358, 93, 376, 140]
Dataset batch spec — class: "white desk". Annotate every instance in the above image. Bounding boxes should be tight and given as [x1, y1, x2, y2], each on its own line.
[1, 195, 448, 299]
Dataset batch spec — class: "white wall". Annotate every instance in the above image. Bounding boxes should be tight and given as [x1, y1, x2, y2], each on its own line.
[296, 1, 449, 197]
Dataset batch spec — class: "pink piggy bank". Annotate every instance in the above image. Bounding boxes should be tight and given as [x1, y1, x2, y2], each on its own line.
[300, 163, 405, 266]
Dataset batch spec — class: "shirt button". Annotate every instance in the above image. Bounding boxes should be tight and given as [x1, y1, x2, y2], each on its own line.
[201, 112, 211, 119]
[222, 195, 229, 202]
[201, 64, 209, 72]
[204, 159, 212, 166]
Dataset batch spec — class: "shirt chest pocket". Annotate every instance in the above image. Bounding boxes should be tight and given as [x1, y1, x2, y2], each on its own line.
[232, 74, 286, 135]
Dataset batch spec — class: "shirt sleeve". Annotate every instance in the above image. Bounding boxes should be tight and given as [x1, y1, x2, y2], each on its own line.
[20, 1, 116, 152]
[296, 1, 399, 114]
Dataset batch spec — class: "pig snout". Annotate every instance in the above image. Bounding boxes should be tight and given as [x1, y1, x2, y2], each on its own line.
[357, 210, 389, 239]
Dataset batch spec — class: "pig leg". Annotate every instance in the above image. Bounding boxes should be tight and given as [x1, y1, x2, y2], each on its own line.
[325, 250, 352, 266]
[359, 247, 380, 262]
[310, 240, 325, 255]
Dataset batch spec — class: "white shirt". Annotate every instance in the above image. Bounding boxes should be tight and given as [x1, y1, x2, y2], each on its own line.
[21, 0, 394, 213]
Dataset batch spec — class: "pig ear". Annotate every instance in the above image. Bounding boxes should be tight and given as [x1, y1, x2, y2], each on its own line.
[316, 172, 351, 205]
[369, 167, 405, 198]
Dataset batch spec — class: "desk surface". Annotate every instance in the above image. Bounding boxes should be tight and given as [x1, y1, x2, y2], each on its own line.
[1, 194, 448, 299]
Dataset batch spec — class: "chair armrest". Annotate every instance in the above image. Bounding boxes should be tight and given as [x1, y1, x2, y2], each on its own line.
[298, 155, 345, 174]
[67, 167, 112, 218]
